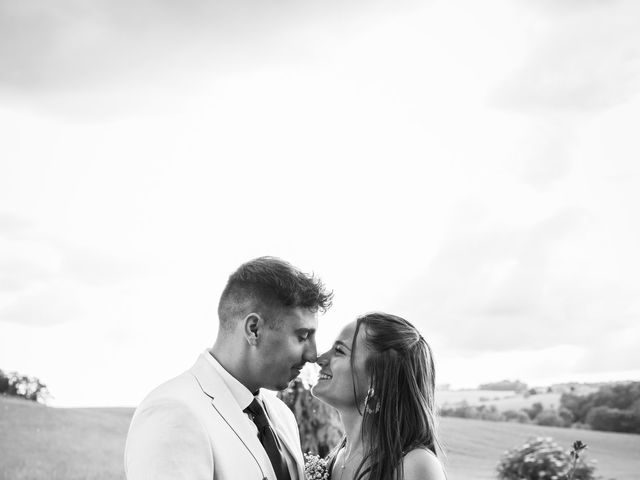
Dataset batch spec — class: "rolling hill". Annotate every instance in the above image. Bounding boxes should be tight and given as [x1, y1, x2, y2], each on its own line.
[0, 396, 131, 480]
[437, 389, 563, 412]
[1, 396, 639, 480]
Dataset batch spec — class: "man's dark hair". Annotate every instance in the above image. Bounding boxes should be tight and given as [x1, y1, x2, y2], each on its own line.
[217, 256, 333, 330]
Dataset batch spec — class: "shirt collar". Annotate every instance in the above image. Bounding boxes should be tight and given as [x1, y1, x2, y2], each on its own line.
[204, 349, 256, 411]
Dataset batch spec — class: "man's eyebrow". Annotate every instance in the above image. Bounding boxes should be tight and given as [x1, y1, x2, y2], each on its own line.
[295, 328, 316, 334]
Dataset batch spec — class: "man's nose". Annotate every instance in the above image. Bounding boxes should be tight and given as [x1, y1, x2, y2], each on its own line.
[302, 339, 318, 363]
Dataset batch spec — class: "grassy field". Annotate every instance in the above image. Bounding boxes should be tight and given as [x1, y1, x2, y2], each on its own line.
[440, 417, 640, 480]
[0, 396, 131, 480]
[437, 389, 518, 406]
[1, 396, 639, 480]
[488, 392, 562, 411]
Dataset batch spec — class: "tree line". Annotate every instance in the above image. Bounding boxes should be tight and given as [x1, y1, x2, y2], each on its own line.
[440, 381, 640, 434]
[0, 369, 49, 403]
[560, 382, 640, 434]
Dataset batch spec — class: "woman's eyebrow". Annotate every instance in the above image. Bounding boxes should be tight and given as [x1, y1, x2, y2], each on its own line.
[334, 340, 352, 351]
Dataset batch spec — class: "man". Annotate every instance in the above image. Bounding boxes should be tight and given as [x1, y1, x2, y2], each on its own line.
[125, 257, 332, 480]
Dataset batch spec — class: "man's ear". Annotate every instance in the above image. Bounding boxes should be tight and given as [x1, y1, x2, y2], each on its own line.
[243, 313, 262, 346]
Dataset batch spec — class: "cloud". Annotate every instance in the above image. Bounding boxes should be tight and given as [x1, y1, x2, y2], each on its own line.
[514, 119, 576, 190]
[0, 212, 31, 234]
[0, 236, 61, 294]
[57, 243, 145, 287]
[491, 0, 640, 113]
[0, 213, 143, 326]
[392, 205, 639, 359]
[521, 0, 621, 15]
[0, 282, 84, 327]
[0, 0, 417, 99]
[576, 322, 640, 373]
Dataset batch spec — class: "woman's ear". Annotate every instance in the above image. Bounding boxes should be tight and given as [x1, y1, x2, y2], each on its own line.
[243, 313, 262, 346]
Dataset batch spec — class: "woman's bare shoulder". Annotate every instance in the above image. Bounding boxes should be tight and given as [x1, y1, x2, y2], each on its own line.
[402, 448, 446, 480]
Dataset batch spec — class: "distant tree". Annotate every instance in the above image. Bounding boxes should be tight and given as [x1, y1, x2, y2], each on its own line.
[440, 401, 481, 419]
[585, 406, 640, 434]
[557, 406, 574, 426]
[0, 369, 50, 403]
[0, 370, 9, 394]
[476, 405, 504, 422]
[561, 393, 593, 423]
[278, 378, 343, 457]
[439, 403, 507, 422]
[502, 410, 531, 424]
[525, 402, 544, 421]
[561, 382, 640, 433]
[535, 409, 566, 427]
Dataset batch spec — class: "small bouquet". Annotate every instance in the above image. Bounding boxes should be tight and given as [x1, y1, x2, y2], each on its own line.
[304, 452, 329, 480]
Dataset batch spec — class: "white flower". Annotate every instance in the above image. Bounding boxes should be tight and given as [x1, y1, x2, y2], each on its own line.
[304, 453, 329, 480]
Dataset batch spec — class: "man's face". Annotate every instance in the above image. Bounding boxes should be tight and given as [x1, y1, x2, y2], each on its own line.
[255, 307, 318, 391]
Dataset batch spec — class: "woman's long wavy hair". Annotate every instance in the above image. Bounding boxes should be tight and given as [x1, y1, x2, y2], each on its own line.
[347, 312, 443, 480]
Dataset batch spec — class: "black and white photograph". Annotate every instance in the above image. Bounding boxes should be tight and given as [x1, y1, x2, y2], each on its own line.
[1, 1, 639, 479]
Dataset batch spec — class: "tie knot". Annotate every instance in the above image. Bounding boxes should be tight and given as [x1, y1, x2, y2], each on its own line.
[245, 397, 270, 430]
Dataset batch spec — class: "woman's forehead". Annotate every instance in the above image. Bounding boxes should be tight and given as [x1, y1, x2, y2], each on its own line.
[337, 320, 369, 354]
[337, 320, 358, 343]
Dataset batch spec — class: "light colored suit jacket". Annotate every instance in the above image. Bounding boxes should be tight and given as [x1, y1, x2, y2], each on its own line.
[124, 353, 305, 480]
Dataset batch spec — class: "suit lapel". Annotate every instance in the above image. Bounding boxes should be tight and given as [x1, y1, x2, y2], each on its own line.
[263, 396, 305, 480]
[189, 354, 276, 480]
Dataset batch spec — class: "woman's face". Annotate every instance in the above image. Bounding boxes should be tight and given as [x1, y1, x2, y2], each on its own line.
[312, 320, 371, 410]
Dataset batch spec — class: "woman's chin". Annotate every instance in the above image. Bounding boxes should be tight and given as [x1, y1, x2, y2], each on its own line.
[310, 384, 321, 398]
[311, 382, 329, 401]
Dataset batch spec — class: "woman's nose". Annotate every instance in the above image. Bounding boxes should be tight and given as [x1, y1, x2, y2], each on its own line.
[316, 350, 330, 367]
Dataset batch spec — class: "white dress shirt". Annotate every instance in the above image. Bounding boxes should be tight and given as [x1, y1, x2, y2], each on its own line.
[205, 351, 299, 480]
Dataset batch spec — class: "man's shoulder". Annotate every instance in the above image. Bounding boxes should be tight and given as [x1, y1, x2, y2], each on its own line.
[135, 353, 219, 406]
[136, 368, 202, 410]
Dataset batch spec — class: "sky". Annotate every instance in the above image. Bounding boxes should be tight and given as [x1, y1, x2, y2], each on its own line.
[1, 0, 639, 407]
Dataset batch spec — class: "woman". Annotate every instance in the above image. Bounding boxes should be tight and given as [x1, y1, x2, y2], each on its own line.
[312, 312, 446, 480]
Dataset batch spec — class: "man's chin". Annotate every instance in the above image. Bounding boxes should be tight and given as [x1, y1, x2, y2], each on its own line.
[264, 373, 300, 391]
[264, 379, 293, 391]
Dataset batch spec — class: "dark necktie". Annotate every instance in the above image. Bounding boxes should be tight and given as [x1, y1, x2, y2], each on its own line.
[244, 397, 292, 480]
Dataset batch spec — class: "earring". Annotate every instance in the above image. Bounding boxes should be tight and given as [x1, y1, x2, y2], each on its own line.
[364, 387, 380, 414]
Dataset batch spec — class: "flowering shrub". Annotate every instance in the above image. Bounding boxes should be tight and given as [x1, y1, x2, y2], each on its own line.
[279, 379, 343, 456]
[304, 452, 329, 480]
[497, 437, 596, 480]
